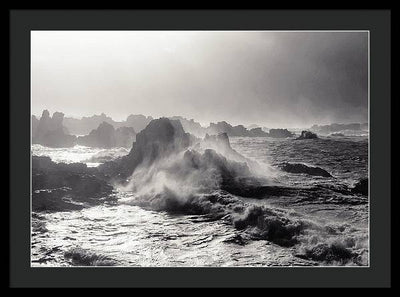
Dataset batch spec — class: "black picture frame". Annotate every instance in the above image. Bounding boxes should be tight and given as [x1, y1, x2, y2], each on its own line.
[9, 9, 391, 288]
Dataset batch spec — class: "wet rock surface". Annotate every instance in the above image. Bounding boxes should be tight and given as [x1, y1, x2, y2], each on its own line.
[32, 156, 115, 212]
[351, 178, 368, 196]
[280, 162, 332, 177]
[296, 130, 318, 140]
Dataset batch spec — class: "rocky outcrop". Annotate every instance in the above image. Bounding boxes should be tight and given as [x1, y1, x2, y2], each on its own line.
[32, 110, 76, 147]
[249, 127, 268, 137]
[351, 178, 368, 196]
[76, 122, 136, 148]
[99, 118, 193, 180]
[296, 130, 318, 140]
[267, 128, 294, 138]
[280, 162, 332, 177]
[32, 156, 115, 212]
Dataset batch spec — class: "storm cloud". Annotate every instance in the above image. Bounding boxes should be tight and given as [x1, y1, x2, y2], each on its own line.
[31, 31, 368, 128]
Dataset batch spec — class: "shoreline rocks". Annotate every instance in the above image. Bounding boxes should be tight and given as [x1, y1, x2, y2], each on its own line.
[296, 130, 318, 140]
[32, 156, 115, 212]
[280, 162, 332, 177]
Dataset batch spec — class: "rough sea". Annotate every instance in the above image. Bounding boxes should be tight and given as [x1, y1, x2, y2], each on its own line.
[31, 135, 369, 267]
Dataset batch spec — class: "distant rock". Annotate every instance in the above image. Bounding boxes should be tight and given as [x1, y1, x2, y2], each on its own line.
[249, 127, 268, 137]
[63, 113, 115, 135]
[32, 156, 115, 212]
[32, 115, 39, 136]
[125, 114, 153, 133]
[310, 123, 368, 134]
[206, 121, 268, 137]
[32, 110, 76, 147]
[296, 130, 318, 140]
[351, 178, 368, 196]
[280, 162, 332, 177]
[329, 133, 345, 137]
[77, 122, 136, 148]
[267, 128, 294, 138]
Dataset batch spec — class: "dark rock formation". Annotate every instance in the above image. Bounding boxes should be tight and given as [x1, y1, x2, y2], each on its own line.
[351, 178, 368, 196]
[280, 162, 332, 177]
[32, 156, 114, 212]
[76, 122, 136, 148]
[33, 110, 76, 147]
[296, 130, 318, 140]
[99, 118, 193, 180]
[249, 127, 268, 137]
[267, 128, 295, 138]
[298, 243, 355, 263]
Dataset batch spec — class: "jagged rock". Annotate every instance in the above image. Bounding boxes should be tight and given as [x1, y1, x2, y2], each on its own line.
[99, 118, 193, 180]
[296, 130, 318, 140]
[77, 122, 135, 148]
[249, 127, 268, 137]
[351, 178, 368, 196]
[32, 110, 76, 147]
[280, 162, 332, 177]
[32, 156, 114, 212]
[207, 121, 249, 137]
[267, 128, 294, 138]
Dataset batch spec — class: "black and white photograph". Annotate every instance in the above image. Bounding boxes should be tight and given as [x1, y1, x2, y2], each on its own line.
[30, 30, 370, 267]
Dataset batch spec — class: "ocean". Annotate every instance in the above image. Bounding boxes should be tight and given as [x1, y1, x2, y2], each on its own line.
[31, 135, 369, 267]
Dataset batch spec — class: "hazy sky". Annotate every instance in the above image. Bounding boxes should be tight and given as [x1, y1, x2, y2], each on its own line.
[31, 31, 368, 128]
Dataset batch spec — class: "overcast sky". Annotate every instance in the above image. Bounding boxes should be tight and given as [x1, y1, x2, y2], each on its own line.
[31, 31, 368, 128]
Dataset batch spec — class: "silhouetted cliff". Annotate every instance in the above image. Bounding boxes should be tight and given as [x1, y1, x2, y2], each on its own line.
[32, 110, 76, 147]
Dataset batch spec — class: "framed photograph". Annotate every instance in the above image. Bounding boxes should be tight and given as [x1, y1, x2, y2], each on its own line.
[9, 9, 391, 288]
